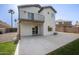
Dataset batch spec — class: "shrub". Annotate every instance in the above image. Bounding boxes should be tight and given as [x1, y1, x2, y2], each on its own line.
[6, 28, 17, 33]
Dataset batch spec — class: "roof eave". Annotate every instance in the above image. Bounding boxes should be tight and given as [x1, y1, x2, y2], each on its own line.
[38, 6, 57, 13]
[18, 4, 41, 8]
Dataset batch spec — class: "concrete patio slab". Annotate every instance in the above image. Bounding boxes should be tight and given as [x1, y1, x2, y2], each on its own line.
[17, 32, 79, 55]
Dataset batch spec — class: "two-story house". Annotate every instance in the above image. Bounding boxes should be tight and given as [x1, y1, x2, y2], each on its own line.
[18, 4, 57, 36]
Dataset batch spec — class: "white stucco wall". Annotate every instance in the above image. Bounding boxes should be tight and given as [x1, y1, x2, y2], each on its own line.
[38, 24, 43, 35]
[39, 8, 56, 35]
[20, 23, 32, 36]
[20, 22, 43, 36]
[19, 6, 56, 36]
[19, 7, 40, 19]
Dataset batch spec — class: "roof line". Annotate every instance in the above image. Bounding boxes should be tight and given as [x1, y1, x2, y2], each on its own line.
[18, 4, 57, 13]
[18, 4, 41, 8]
[38, 6, 57, 13]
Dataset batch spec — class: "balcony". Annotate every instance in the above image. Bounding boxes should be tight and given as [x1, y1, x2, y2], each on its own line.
[19, 12, 45, 22]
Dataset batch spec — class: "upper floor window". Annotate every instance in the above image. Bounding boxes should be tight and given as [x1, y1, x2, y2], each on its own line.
[48, 12, 49, 14]
[24, 11, 26, 13]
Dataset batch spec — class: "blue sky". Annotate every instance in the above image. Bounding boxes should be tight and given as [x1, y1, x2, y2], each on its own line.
[0, 4, 79, 27]
[0, 4, 18, 27]
[52, 4, 79, 24]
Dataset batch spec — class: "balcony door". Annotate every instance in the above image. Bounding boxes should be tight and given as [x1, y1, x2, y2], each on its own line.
[28, 12, 34, 20]
[32, 26, 38, 35]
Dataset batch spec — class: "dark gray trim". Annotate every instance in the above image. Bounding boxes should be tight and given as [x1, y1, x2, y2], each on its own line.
[18, 4, 41, 8]
[18, 4, 57, 13]
[38, 6, 57, 13]
[19, 19, 44, 23]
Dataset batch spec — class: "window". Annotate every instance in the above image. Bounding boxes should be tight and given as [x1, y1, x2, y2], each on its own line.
[48, 12, 49, 14]
[24, 11, 26, 13]
[28, 12, 34, 20]
[48, 26, 52, 31]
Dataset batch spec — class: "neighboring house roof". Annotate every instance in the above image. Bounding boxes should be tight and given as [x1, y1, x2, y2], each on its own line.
[56, 19, 71, 22]
[56, 19, 72, 26]
[18, 4, 41, 8]
[75, 21, 79, 27]
[0, 20, 11, 28]
[18, 4, 57, 13]
[38, 6, 57, 13]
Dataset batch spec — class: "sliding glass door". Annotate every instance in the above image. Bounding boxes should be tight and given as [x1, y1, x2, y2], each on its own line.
[32, 26, 38, 35]
[28, 12, 34, 20]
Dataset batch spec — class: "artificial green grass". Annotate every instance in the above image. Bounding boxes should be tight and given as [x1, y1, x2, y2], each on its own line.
[47, 38, 79, 55]
[0, 41, 17, 55]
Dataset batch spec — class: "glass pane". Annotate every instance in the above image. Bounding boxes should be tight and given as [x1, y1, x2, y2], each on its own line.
[28, 12, 34, 20]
